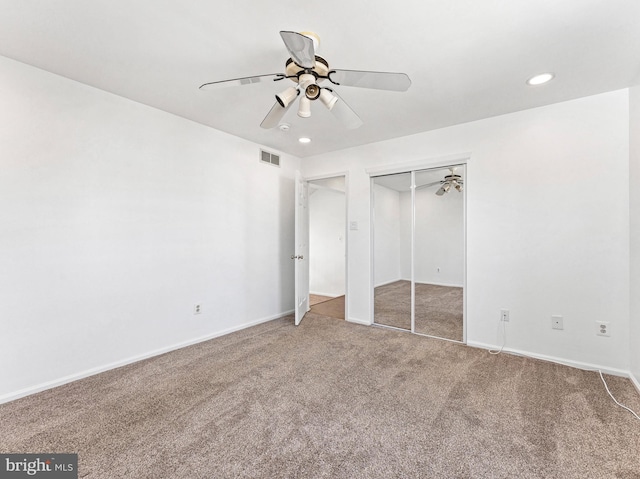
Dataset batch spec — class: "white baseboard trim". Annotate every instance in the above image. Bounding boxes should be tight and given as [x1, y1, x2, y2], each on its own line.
[0, 310, 294, 405]
[309, 291, 341, 298]
[467, 340, 630, 377]
[375, 279, 463, 288]
[631, 372, 640, 395]
[374, 278, 405, 288]
[347, 317, 372, 326]
[415, 280, 464, 288]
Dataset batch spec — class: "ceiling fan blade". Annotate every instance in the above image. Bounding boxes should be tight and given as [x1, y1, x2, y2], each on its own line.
[415, 181, 443, 190]
[328, 90, 363, 129]
[435, 185, 447, 196]
[260, 100, 293, 129]
[200, 73, 284, 90]
[280, 31, 315, 68]
[328, 70, 411, 91]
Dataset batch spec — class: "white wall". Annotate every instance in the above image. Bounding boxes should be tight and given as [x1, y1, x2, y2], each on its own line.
[373, 184, 402, 286]
[398, 188, 464, 286]
[302, 89, 630, 372]
[0, 56, 298, 402]
[630, 85, 640, 387]
[309, 187, 345, 296]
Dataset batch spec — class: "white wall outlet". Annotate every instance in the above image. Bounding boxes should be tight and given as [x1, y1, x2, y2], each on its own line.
[349, 221, 358, 231]
[500, 309, 509, 322]
[193, 303, 202, 315]
[596, 321, 610, 337]
[551, 315, 563, 330]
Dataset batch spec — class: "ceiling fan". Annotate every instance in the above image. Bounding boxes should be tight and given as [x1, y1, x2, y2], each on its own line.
[416, 168, 464, 196]
[199, 31, 411, 130]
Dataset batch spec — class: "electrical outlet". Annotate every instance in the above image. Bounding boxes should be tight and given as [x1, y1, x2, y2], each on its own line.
[193, 304, 202, 315]
[500, 309, 509, 322]
[596, 321, 610, 337]
[551, 315, 563, 330]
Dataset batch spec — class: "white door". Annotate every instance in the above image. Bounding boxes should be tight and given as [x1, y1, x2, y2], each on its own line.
[294, 171, 310, 325]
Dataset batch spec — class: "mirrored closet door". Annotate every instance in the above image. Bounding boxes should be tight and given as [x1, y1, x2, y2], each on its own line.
[372, 165, 465, 342]
[372, 173, 412, 331]
[413, 168, 464, 341]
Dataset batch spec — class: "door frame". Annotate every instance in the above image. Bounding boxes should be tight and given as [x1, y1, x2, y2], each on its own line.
[304, 171, 350, 322]
[367, 153, 469, 343]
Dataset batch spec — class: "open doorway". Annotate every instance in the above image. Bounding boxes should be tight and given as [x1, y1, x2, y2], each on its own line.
[307, 175, 347, 320]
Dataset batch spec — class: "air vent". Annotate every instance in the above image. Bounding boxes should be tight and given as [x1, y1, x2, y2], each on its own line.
[260, 149, 280, 167]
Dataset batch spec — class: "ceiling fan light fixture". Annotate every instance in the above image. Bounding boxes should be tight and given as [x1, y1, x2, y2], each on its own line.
[298, 96, 312, 118]
[319, 88, 338, 110]
[455, 183, 463, 192]
[298, 73, 316, 88]
[305, 83, 321, 100]
[276, 86, 299, 108]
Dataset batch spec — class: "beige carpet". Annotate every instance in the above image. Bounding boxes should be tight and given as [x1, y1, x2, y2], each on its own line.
[1, 314, 639, 478]
[415, 283, 463, 341]
[375, 280, 463, 341]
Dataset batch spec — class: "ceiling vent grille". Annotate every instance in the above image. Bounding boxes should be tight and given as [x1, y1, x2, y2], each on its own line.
[260, 149, 280, 167]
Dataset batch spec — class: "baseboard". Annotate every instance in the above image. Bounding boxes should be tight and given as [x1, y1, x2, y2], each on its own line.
[375, 279, 463, 288]
[0, 309, 294, 405]
[374, 278, 405, 288]
[414, 280, 464, 288]
[347, 317, 372, 326]
[467, 340, 630, 377]
[631, 372, 640, 395]
[309, 291, 341, 298]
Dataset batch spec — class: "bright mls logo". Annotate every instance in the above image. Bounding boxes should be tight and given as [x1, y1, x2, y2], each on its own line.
[0, 454, 77, 478]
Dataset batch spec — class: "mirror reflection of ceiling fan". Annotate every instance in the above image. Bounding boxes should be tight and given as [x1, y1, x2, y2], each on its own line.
[199, 31, 411, 129]
[416, 168, 464, 196]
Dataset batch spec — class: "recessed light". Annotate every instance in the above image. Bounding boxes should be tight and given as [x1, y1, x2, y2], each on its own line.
[298, 137, 311, 144]
[527, 73, 555, 86]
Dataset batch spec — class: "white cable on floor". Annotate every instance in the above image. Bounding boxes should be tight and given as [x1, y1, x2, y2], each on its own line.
[598, 370, 640, 421]
[484, 321, 639, 420]
[488, 317, 506, 355]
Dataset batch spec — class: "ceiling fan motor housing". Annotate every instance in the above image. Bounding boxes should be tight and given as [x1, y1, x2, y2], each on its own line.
[285, 56, 330, 84]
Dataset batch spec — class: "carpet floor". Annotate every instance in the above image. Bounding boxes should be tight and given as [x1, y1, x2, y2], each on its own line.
[375, 280, 463, 341]
[1, 314, 639, 478]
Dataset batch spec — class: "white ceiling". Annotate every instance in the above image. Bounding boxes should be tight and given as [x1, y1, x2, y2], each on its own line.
[1, 1, 639, 158]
